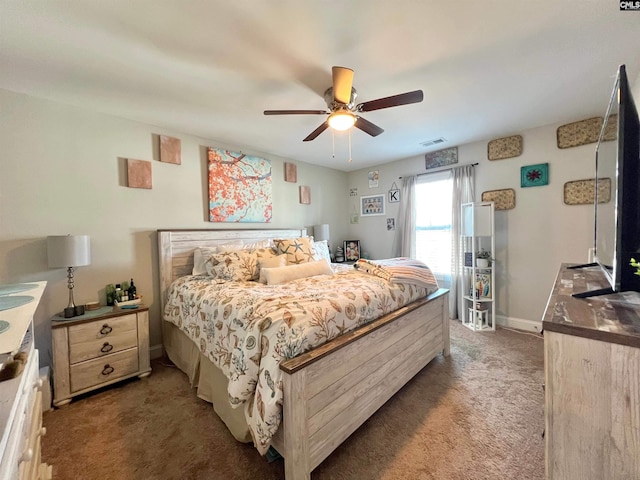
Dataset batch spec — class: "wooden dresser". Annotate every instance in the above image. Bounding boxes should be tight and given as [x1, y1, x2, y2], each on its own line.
[51, 305, 151, 407]
[0, 282, 51, 480]
[542, 264, 640, 480]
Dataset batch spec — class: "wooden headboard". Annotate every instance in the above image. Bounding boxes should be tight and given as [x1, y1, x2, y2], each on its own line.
[157, 228, 307, 305]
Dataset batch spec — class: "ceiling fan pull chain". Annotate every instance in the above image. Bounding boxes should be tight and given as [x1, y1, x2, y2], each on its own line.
[332, 130, 336, 158]
[348, 128, 352, 163]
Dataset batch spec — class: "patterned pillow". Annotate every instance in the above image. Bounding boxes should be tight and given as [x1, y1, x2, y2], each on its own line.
[203, 248, 277, 281]
[192, 240, 245, 275]
[312, 240, 331, 263]
[273, 237, 316, 264]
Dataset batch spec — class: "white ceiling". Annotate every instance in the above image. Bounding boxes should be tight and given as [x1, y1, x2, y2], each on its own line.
[1, 1, 639, 172]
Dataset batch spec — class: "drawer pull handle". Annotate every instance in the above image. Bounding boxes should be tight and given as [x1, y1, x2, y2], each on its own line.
[102, 364, 114, 376]
[100, 324, 113, 335]
[40, 427, 47, 437]
[100, 342, 114, 353]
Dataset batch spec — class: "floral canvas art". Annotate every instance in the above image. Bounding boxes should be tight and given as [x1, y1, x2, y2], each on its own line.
[208, 148, 272, 222]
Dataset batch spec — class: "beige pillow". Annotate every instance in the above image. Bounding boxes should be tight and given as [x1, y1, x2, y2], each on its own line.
[262, 259, 333, 285]
[273, 237, 316, 264]
[258, 255, 287, 283]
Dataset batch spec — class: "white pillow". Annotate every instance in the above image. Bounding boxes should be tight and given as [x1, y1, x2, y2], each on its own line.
[217, 238, 273, 252]
[192, 247, 218, 275]
[312, 240, 331, 263]
[192, 240, 244, 275]
[262, 259, 334, 285]
[258, 255, 287, 283]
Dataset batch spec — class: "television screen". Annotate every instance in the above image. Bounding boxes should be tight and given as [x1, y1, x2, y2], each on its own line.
[594, 86, 618, 279]
[588, 64, 640, 296]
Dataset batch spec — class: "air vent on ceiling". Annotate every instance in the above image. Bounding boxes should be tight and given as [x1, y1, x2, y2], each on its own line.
[420, 137, 446, 147]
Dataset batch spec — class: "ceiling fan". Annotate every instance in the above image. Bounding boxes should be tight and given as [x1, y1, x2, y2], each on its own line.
[264, 66, 424, 142]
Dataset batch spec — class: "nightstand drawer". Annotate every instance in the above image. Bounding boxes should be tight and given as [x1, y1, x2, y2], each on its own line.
[70, 348, 139, 393]
[68, 314, 137, 364]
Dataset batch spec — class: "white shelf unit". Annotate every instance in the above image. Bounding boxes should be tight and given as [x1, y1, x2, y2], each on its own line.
[460, 202, 495, 332]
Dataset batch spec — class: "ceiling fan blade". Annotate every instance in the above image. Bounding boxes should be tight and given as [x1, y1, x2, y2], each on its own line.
[354, 116, 384, 137]
[357, 90, 424, 112]
[332, 66, 354, 104]
[303, 121, 329, 142]
[264, 110, 327, 115]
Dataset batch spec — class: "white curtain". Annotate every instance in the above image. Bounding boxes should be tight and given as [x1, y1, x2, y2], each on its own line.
[450, 165, 475, 319]
[392, 175, 417, 258]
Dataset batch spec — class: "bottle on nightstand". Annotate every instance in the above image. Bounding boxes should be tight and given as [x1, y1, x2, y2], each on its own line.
[128, 278, 136, 300]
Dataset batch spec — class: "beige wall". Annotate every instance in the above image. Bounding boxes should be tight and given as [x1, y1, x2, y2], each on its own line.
[3, 71, 638, 361]
[0, 88, 348, 366]
[347, 121, 596, 330]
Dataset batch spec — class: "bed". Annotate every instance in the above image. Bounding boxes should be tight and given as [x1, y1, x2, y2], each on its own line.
[158, 228, 449, 480]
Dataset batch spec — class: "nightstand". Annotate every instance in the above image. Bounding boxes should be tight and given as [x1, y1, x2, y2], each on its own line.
[51, 305, 151, 407]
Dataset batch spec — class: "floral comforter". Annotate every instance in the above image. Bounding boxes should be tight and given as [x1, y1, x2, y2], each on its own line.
[163, 263, 438, 454]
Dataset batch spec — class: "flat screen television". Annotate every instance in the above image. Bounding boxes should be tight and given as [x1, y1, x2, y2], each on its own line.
[573, 64, 640, 297]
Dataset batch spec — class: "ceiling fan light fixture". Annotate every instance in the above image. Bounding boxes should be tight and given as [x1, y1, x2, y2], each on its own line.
[328, 111, 356, 131]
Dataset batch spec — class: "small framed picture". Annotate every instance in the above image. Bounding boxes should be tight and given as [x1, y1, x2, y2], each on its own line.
[387, 218, 395, 231]
[361, 194, 385, 216]
[344, 240, 361, 261]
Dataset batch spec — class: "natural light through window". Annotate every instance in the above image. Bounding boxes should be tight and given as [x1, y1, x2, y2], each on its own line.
[415, 172, 452, 287]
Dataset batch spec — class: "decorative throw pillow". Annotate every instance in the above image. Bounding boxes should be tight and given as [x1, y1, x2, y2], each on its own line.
[192, 247, 218, 275]
[262, 259, 334, 285]
[258, 255, 287, 283]
[273, 237, 316, 265]
[204, 250, 260, 281]
[312, 240, 331, 263]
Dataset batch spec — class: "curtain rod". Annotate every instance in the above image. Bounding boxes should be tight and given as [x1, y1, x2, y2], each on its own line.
[399, 162, 478, 179]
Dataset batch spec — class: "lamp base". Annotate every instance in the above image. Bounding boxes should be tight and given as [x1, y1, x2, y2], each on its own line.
[63, 305, 85, 318]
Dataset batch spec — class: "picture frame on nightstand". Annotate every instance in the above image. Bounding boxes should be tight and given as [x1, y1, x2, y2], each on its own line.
[344, 240, 361, 261]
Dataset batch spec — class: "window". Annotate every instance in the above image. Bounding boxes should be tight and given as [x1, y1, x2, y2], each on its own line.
[415, 171, 452, 287]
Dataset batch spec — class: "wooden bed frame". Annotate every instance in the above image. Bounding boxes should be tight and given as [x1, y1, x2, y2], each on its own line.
[158, 228, 450, 480]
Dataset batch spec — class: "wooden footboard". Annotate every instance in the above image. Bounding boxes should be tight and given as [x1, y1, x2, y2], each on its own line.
[271, 289, 449, 480]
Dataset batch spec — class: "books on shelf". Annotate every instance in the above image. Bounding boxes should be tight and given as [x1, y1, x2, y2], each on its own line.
[474, 273, 491, 299]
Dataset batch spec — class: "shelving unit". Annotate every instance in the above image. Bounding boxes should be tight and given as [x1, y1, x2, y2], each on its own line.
[460, 202, 495, 331]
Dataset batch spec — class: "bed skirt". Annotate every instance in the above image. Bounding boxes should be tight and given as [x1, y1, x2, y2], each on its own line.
[162, 321, 253, 443]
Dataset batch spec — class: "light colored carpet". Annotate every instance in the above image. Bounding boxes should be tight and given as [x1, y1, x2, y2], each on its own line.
[42, 320, 544, 479]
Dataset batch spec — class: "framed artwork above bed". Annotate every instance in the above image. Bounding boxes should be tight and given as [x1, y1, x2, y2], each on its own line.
[207, 147, 272, 222]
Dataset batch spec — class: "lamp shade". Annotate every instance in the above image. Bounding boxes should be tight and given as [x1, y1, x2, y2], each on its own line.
[47, 235, 91, 268]
[313, 224, 330, 242]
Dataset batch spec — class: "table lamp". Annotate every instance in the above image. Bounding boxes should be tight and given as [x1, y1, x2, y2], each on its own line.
[47, 235, 91, 318]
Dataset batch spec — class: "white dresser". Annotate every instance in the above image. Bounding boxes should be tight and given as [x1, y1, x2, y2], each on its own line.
[0, 282, 51, 480]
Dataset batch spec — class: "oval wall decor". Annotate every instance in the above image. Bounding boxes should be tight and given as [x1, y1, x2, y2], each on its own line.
[563, 178, 611, 205]
[487, 135, 523, 160]
[481, 188, 516, 210]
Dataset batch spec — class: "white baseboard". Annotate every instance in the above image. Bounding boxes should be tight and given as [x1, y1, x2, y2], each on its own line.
[150, 344, 164, 360]
[496, 315, 542, 334]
